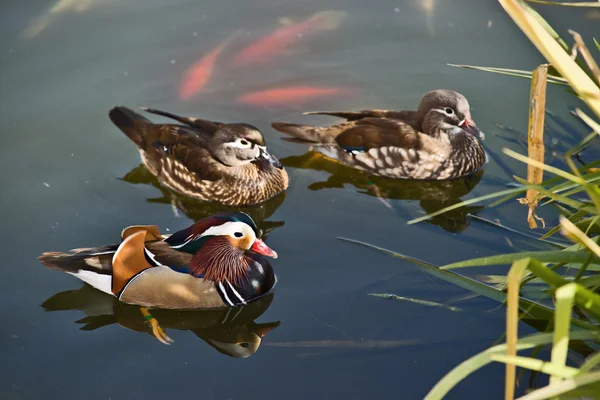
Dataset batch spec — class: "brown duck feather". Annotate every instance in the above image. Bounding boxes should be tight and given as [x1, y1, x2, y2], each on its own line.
[141, 107, 223, 133]
[109, 107, 289, 206]
[304, 109, 419, 127]
[271, 90, 487, 180]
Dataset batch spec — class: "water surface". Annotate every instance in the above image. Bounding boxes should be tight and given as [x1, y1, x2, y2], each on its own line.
[1, 1, 599, 399]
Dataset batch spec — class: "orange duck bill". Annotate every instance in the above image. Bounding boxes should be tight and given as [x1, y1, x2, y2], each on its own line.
[250, 239, 278, 259]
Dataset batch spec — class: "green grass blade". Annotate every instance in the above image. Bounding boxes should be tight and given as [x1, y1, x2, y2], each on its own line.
[577, 274, 600, 289]
[506, 259, 531, 399]
[567, 130, 600, 156]
[503, 148, 585, 184]
[579, 351, 600, 374]
[561, 215, 600, 259]
[441, 251, 600, 270]
[490, 354, 579, 378]
[522, 0, 570, 50]
[539, 209, 589, 239]
[526, 0, 600, 6]
[515, 371, 600, 400]
[545, 171, 600, 194]
[575, 109, 600, 135]
[552, 283, 576, 384]
[539, 185, 589, 207]
[534, 185, 597, 214]
[447, 63, 569, 85]
[338, 237, 507, 303]
[414, 170, 600, 225]
[527, 259, 600, 321]
[407, 187, 527, 225]
[368, 293, 462, 312]
[423, 331, 600, 400]
[468, 214, 568, 248]
[337, 238, 598, 329]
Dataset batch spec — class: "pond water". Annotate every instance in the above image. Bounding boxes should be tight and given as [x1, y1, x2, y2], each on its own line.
[1, 1, 599, 399]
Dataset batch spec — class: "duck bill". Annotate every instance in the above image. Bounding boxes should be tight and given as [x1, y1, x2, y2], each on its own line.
[256, 147, 283, 169]
[254, 321, 281, 338]
[250, 238, 278, 259]
[459, 118, 485, 141]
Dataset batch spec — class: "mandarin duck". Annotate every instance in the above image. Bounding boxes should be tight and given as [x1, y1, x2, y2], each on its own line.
[38, 212, 278, 312]
[109, 107, 289, 206]
[271, 89, 487, 180]
[42, 284, 280, 354]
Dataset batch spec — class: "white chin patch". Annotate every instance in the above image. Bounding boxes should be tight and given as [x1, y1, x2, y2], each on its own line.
[442, 123, 463, 135]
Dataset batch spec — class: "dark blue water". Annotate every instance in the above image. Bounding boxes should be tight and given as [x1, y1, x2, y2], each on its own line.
[1, 1, 599, 399]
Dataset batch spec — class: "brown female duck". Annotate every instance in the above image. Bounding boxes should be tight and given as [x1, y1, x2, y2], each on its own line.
[271, 89, 487, 180]
[109, 107, 289, 206]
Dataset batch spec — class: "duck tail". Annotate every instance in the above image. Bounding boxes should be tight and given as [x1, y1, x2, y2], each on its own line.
[108, 106, 153, 148]
[271, 122, 330, 143]
[38, 246, 116, 274]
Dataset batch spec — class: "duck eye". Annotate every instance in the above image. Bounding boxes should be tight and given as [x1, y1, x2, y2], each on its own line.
[239, 139, 250, 146]
[444, 107, 454, 115]
[240, 342, 250, 348]
[234, 232, 243, 238]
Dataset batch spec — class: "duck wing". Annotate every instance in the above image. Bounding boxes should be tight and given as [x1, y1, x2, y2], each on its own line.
[141, 107, 224, 134]
[303, 109, 418, 124]
[311, 118, 452, 180]
[145, 241, 193, 272]
[272, 117, 420, 148]
[110, 106, 213, 148]
[334, 118, 421, 152]
[148, 124, 225, 181]
[109, 106, 226, 181]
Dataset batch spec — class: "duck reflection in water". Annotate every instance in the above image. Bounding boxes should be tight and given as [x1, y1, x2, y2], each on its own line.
[120, 164, 286, 239]
[42, 286, 280, 358]
[281, 152, 484, 233]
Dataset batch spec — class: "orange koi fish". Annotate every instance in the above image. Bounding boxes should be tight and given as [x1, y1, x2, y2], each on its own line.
[237, 86, 348, 107]
[231, 10, 347, 67]
[178, 32, 239, 101]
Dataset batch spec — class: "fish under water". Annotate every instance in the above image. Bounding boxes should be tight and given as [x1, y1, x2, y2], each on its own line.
[21, 0, 109, 39]
[178, 31, 240, 101]
[231, 10, 348, 67]
[236, 85, 349, 107]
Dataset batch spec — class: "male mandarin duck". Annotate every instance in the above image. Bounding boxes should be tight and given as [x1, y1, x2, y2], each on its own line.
[271, 89, 487, 180]
[108, 107, 289, 206]
[38, 212, 278, 310]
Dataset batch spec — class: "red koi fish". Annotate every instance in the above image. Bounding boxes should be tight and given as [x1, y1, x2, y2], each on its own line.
[178, 32, 239, 101]
[237, 86, 348, 107]
[231, 10, 347, 67]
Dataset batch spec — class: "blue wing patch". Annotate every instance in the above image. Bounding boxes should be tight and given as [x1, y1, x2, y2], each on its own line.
[342, 146, 365, 155]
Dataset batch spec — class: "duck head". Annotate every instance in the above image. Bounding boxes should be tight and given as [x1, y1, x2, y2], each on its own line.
[165, 212, 277, 284]
[211, 123, 283, 169]
[418, 89, 485, 141]
[201, 321, 281, 358]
